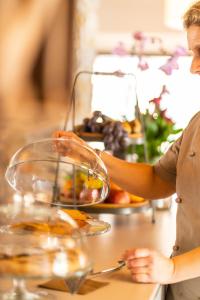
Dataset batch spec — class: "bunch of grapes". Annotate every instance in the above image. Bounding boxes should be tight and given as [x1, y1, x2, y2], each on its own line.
[81, 111, 129, 155]
[102, 121, 129, 153]
[82, 111, 109, 133]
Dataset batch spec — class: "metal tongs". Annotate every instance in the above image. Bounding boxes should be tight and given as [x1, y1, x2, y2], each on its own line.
[65, 260, 126, 294]
[89, 260, 126, 277]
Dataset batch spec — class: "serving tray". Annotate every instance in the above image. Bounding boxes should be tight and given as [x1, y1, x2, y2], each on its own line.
[80, 200, 151, 215]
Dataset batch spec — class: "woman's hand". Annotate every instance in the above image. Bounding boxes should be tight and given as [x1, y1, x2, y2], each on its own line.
[53, 131, 86, 145]
[123, 248, 174, 284]
[52, 130, 99, 168]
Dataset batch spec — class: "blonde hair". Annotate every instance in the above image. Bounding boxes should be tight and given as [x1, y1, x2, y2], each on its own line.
[183, 1, 200, 28]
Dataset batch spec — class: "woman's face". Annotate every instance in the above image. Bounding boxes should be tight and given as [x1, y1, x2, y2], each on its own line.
[187, 25, 200, 74]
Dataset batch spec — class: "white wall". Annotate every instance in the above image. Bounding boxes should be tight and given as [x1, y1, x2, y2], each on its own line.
[96, 0, 187, 52]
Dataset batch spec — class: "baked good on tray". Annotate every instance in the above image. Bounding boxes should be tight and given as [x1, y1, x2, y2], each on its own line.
[10, 209, 92, 235]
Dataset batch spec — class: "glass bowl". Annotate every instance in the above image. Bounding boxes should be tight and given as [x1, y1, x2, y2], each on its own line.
[5, 138, 109, 207]
[0, 203, 92, 300]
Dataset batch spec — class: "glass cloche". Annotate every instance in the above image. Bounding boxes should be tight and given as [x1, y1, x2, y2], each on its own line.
[5, 138, 109, 207]
[0, 202, 92, 300]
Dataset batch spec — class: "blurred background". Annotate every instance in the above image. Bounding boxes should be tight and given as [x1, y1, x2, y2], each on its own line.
[0, 0, 198, 197]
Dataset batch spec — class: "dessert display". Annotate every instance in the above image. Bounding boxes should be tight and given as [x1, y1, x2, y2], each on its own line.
[9, 208, 110, 236]
[62, 208, 91, 222]
[4, 137, 111, 241]
[0, 203, 92, 299]
[0, 247, 88, 279]
[10, 220, 76, 236]
[60, 209, 111, 235]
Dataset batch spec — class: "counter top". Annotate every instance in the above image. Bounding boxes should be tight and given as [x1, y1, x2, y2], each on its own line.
[0, 208, 176, 300]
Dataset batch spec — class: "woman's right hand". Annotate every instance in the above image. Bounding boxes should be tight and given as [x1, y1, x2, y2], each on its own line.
[122, 248, 175, 284]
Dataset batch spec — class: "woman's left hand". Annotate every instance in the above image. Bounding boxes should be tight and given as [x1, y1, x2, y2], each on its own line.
[52, 130, 100, 168]
[53, 131, 86, 146]
[123, 248, 174, 284]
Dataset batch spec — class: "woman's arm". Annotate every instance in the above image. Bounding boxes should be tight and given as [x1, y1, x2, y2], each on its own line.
[171, 247, 200, 283]
[100, 151, 175, 199]
[123, 247, 200, 284]
[53, 131, 175, 199]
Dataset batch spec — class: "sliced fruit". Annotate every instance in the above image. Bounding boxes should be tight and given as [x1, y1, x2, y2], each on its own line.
[129, 193, 145, 202]
[122, 121, 132, 133]
[61, 209, 90, 221]
[109, 180, 122, 191]
[79, 172, 103, 189]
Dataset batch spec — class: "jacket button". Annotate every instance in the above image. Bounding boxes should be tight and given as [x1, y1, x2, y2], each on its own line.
[173, 245, 180, 251]
[175, 197, 182, 204]
[189, 151, 196, 157]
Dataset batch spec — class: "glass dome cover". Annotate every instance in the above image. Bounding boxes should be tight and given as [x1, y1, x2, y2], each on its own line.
[0, 202, 92, 300]
[5, 137, 109, 207]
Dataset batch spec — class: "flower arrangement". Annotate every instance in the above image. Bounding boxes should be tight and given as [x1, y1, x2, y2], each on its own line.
[130, 85, 182, 163]
[113, 31, 188, 75]
[113, 31, 184, 162]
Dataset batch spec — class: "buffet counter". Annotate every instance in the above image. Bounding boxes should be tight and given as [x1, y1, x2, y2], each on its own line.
[0, 208, 176, 300]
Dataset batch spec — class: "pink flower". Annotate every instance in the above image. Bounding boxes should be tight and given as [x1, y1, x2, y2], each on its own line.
[160, 109, 174, 124]
[149, 97, 161, 106]
[133, 31, 147, 52]
[164, 116, 174, 124]
[159, 64, 173, 75]
[133, 31, 145, 41]
[169, 57, 179, 69]
[160, 108, 167, 118]
[113, 42, 128, 56]
[174, 46, 187, 57]
[138, 57, 149, 71]
[159, 57, 179, 75]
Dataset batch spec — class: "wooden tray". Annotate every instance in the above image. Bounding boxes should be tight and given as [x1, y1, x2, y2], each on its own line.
[78, 132, 143, 142]
[80, 200, 151, 215]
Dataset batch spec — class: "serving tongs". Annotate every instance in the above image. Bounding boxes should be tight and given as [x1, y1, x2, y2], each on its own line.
[65, 260, 126, 294]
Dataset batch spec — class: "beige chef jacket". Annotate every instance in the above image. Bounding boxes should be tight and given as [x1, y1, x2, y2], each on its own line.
[154, 111, 200, 300]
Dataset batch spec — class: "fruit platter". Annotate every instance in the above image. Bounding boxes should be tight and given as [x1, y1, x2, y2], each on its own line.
[75, 111, 143, 154]
[72, 111, 151, 215]
[80, 180, 151, 216]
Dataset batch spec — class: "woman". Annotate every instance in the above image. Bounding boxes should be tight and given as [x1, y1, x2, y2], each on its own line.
[54, 2, 200, 299]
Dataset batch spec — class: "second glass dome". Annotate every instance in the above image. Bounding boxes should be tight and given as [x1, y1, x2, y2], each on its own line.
[5, 138, 109, 207]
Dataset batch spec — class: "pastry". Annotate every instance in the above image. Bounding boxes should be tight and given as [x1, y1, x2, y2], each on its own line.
[10, 209, 92, 235]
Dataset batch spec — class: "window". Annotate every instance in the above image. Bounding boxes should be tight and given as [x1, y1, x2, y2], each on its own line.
[92, 54, 200, 128]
